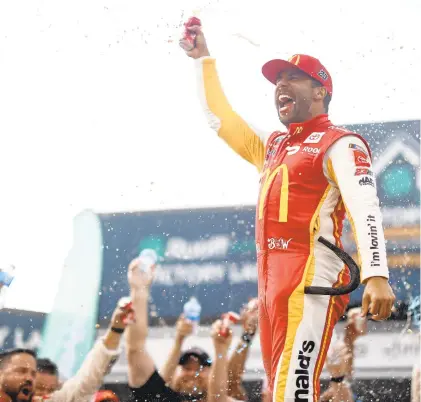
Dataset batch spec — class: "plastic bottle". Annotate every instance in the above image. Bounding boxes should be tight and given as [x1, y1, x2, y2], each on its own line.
[138, 249, 158, 274]
[183, 296, 201, 333]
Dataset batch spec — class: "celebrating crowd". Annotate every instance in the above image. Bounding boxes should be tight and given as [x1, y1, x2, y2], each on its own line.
[0, 255, 371, 402]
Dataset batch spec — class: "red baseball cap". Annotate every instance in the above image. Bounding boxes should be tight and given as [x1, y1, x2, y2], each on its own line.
[262, 54, 333, 96]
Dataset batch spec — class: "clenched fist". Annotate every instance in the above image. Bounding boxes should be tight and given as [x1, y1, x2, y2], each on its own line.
[179, 18, 210, 59]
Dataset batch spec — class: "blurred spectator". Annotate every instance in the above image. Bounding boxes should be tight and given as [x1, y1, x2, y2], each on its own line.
[35, 359, 60, 396]
[126, 256, 253, 402]
[0, 349, 37, 401]
[159, 297, 256, 401]
[320, 341, 354, 402]
[227, 298, 258, 401]
[160, 314, 212, 399]
[0, 300, 127, 402]
[412, 362, 420, 402]
[125, 257, 185, 401]
[208, 319, 241, 402]
[160, 314, 194, 386]
[172, 347, 211, 399]
[320, 308, 367, 402]
[407, 296, 420, 402]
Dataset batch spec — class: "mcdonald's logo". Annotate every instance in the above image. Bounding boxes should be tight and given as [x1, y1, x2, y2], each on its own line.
[288, 55, 301, 65]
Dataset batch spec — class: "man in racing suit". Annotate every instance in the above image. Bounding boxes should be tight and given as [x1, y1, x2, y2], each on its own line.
[180, 24, 395, 401]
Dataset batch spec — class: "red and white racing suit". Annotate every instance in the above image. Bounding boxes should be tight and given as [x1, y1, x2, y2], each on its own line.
[195, 57, 390, 401]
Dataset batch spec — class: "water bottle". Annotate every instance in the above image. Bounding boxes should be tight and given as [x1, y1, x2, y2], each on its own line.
[183, 297, 201, 334]
[138, 249, 158, 274]
[0, 264, 15, 309]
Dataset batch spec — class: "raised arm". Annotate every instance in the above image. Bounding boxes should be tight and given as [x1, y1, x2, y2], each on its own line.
[46, 303, 126, 402]
[227, 299, 258, 400]
[160, 315, 193, 385]
[125, 258, 155, 387]
[181, 23, 267, 172]
[324, 135, 395, 320]
[209, 320, 237, 402]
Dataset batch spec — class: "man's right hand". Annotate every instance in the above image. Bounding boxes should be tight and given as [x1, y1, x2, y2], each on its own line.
[127, 257, 155, 291]
[179, 24, 210, 59]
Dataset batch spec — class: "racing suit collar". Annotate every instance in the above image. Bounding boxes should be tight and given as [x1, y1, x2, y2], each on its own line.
[288, 114, 330, 136]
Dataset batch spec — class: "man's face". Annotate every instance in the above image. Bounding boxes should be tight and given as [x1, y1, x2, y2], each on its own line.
[275, 68, 319, 126]
[34, 372, 59, 397]
[0, 353, 36, 402]
[172, 357, 209, 397]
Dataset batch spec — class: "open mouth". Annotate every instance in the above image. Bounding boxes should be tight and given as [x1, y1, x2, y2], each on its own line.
[278, 95, 295, 115]
[20, 385, 33, 397]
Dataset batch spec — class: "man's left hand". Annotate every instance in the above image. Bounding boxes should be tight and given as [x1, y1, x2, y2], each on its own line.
[361, 277, 395, 321]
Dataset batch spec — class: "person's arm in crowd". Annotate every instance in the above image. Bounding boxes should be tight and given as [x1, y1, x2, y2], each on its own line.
[125, 257, 156, 388]
[343, 308, 367, 379]
[412, 362, 420, 402]
[324, 135, 395, 320]
[180, 23, 267, 172]
[227, 299, 258, 401]
[45, 302, 127, 402]
[208, 320, 237, 402]
[320, 341, 354, 402]
[160, 315, 193, 385]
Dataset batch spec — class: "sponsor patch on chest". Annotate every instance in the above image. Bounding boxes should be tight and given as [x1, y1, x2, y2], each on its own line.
[303, 132, 326, 144]
[302, 146, 320, 155]
[265, 135, 286, 160]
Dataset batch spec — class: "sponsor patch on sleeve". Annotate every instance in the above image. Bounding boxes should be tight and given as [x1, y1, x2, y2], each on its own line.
[359, 176, 375, 187]
[353, 149, 371, 167]
[355, 168, 373, 176]
[349, 143, 368, 154]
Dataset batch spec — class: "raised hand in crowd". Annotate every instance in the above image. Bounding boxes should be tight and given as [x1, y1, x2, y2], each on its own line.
[320, 340, 354, 402]
[0, 297, 127, 402]
[319, 308, 368, 402]
[161, 315, 194, 385]
[40, 299, 126, 401]
[208, 319, 236, 402]
[125, 257, 156, 389]
[227, 298, 259, 401]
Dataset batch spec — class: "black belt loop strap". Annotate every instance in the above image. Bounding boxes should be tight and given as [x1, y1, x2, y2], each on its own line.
[304, 236, 361, 296]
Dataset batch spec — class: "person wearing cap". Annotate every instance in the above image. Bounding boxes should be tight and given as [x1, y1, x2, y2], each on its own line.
[180, 22, 395, 401]
[173, 347, 212, 399]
